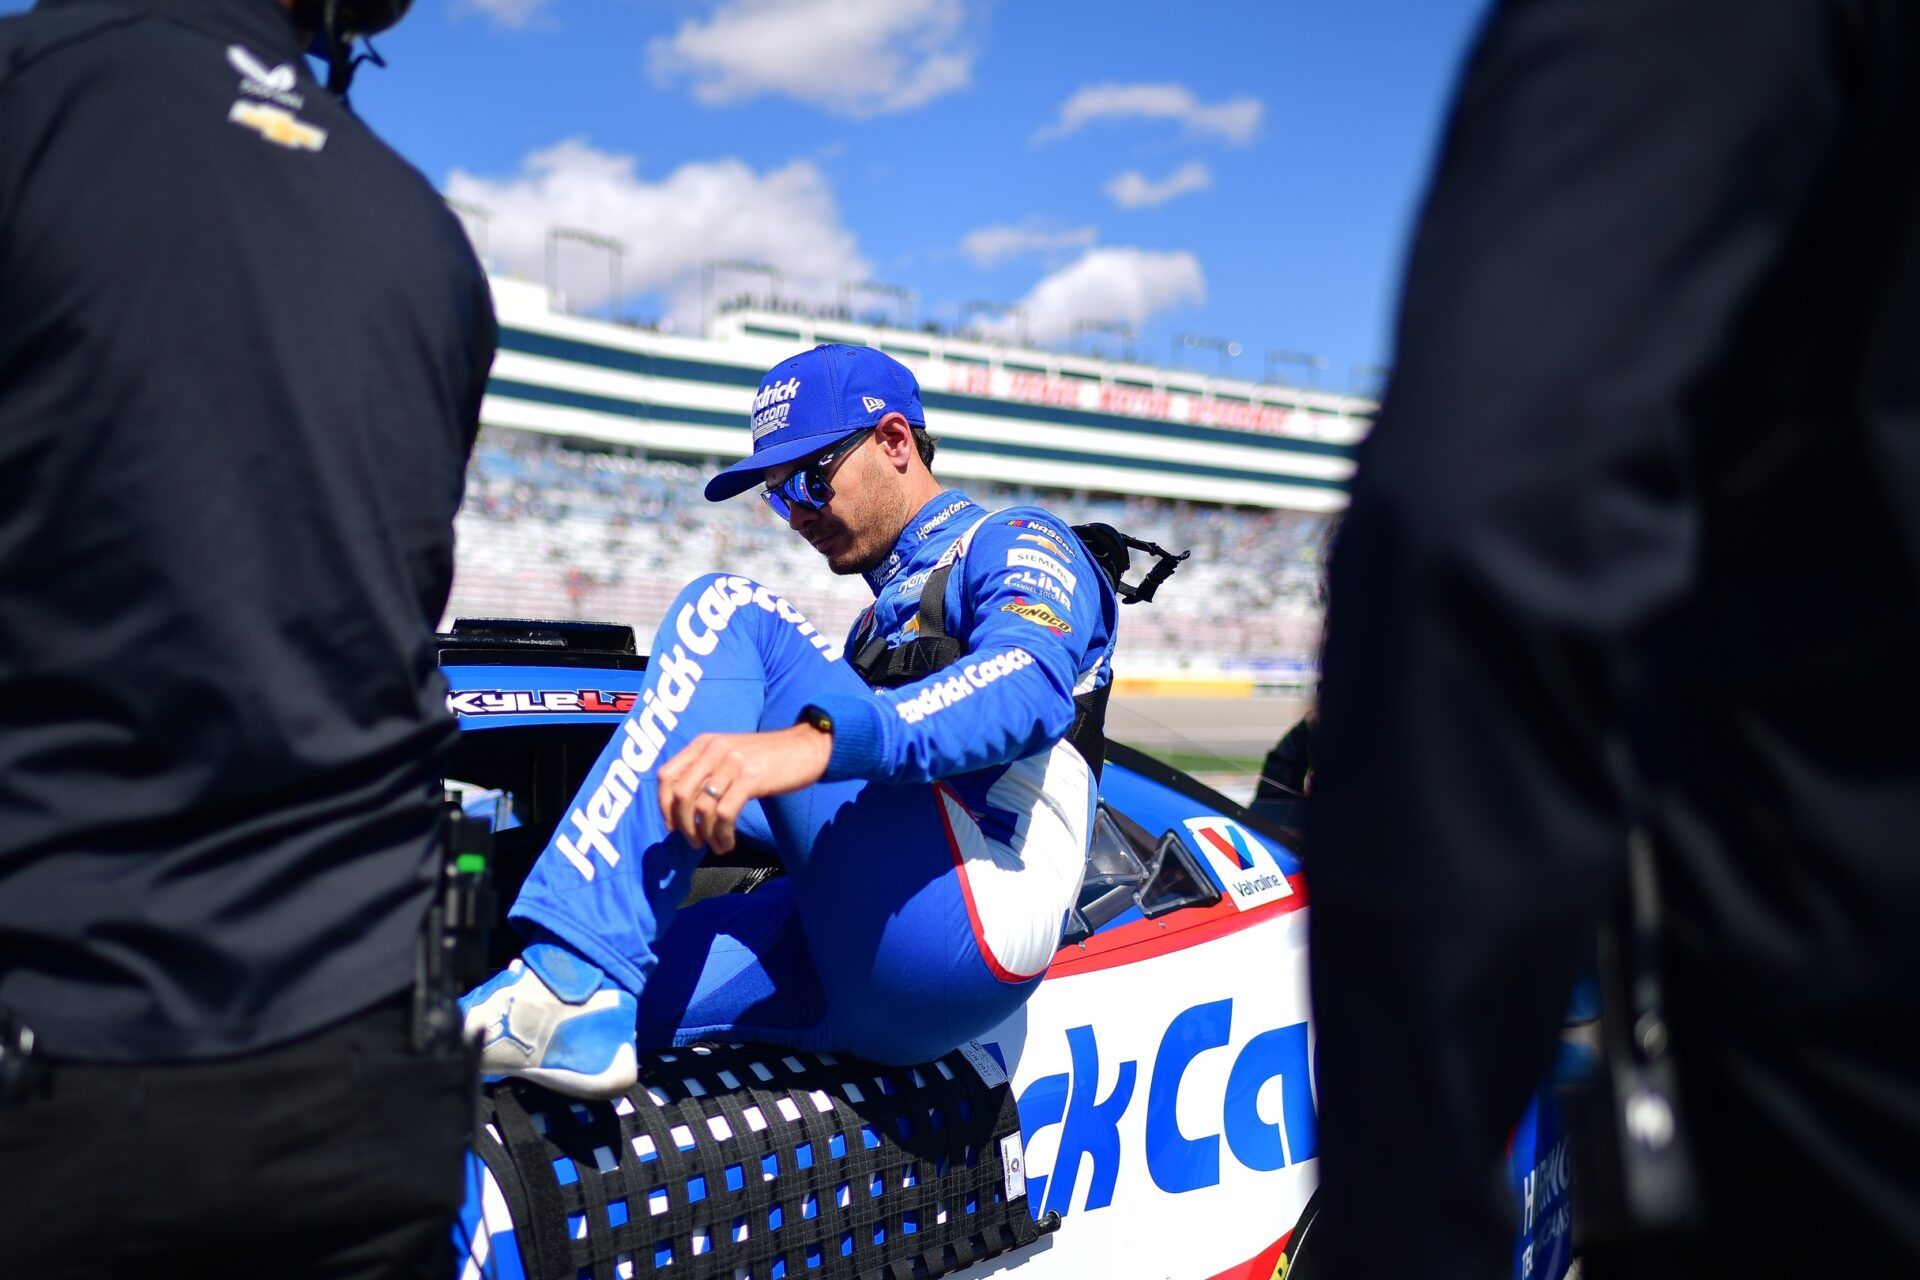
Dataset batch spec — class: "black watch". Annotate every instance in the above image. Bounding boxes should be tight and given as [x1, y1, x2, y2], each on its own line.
[798, 704, 834, 736]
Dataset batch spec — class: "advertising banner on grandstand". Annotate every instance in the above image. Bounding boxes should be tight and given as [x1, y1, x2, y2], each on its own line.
[935, 364, 1352, 443]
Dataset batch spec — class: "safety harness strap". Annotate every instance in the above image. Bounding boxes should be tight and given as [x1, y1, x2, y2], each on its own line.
[848, 562, 966, 687]
[847, 516, 1127, 778]
[1064, 678, 1112, 779]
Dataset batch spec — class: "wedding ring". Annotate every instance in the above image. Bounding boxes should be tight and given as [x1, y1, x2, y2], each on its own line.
[702, 783, 725, 800]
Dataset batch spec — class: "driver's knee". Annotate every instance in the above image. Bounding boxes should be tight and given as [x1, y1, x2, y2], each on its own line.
[653, 573, 835, 664]
[649, 572, 762, 657]
[662, 571, 756, 620]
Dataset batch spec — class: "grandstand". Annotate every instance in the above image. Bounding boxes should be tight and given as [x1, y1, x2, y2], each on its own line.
[448, 275, 1367, 695]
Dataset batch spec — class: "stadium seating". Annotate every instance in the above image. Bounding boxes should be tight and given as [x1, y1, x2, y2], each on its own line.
[447, 429, 1329, 679]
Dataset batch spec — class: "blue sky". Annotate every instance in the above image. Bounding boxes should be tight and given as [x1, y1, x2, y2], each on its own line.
[7, 0, 1492, 392]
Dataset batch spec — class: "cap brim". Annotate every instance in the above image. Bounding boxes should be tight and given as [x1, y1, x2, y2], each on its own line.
[704, 432, 845, 502]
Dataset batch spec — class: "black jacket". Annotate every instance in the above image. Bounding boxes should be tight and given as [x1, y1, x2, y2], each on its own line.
[1310, 0, 1920, 1274]
[0, 0, 496, 1060]
[1253, 714, 1313, 804]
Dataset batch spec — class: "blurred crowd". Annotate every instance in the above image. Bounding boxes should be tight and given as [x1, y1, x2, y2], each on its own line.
[448, 428, 1331, 676]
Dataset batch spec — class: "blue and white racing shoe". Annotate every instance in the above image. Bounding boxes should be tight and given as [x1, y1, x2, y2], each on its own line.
[460, 943, 638, 1099]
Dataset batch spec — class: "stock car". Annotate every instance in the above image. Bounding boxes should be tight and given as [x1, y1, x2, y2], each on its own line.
[437, 618, 1575, 1280]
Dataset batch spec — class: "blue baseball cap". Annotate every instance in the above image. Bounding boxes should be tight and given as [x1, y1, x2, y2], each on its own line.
[705, 344, 926, 502]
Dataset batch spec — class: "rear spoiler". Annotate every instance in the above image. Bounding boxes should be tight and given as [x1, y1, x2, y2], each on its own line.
[437, 618, 646, 670]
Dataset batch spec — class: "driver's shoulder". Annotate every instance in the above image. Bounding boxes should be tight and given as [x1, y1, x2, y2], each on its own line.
[980, 502, 1071, 530]
[963, 507, 1089, 574]
[952, 508, 1098, 627]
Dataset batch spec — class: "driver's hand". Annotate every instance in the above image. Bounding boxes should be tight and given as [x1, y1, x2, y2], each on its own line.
[655, 722, 833, 854]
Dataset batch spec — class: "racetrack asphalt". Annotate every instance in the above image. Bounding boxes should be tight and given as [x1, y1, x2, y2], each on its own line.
[1106, 694, 1309, 803]
[1107, 694, 1307, 760]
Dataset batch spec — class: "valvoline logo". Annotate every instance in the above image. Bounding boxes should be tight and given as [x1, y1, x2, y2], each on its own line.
[1183, 817, 1294, 911]
[1015, 998, 1317, 1219]
[1192, 818, 1254, 869]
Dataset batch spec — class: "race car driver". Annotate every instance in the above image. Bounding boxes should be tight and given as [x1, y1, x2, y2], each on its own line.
[462, 344, 1118, 1098]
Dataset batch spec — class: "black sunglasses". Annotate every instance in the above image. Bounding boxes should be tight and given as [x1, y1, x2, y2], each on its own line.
[760, 427, 874, 519]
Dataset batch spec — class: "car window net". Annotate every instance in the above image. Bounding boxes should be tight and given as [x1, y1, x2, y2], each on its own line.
[473, 1041, 1057, 1280]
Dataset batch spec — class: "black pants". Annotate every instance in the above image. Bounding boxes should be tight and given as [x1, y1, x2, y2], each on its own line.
[0, 995, 471, 1280]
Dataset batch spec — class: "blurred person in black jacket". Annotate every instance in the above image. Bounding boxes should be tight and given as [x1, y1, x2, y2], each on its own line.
[1309, 1, 1920, 1276]
[0, 1, 496, 1275]
[1253, 709, 1316, 806]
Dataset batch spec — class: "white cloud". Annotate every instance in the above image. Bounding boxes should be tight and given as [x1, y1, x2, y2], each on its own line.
[1036, 82, 1263, 144]
[960, 222, 1099, 269]
[445, 140, 869, 323]
[649, 0, 973, 118]
[1104, 161, 1213, 209]
[1003, 247, 1206, 345]
[455, 0, 556, 28]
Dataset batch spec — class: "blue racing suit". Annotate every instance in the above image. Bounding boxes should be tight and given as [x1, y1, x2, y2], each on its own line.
[508, 490, 1118, 1064]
